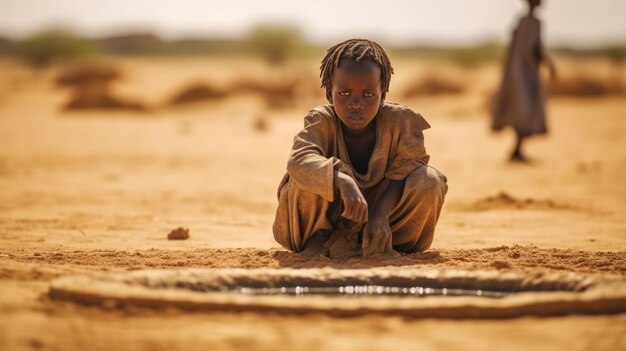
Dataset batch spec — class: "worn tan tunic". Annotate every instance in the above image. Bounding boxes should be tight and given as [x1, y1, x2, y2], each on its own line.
[492, 15, 547, 136]
[273, 102, 448, 254]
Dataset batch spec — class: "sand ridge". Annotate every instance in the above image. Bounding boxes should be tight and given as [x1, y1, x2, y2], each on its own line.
[2, 245, 624, 277]
[459, 192, 580, 211]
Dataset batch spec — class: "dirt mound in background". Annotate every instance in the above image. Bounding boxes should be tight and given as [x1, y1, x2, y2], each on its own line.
[57, 62, 146, 111]
[65, 89, 146, 111]
[548, 75, 624, 98]
[168, 78, 301, 109]
[230, 78, 299, 109]
[402, 75, 465, 98]
[465, 192, 576, 211]
[169, 82, 228, 105]
[55, 62, 121, 87]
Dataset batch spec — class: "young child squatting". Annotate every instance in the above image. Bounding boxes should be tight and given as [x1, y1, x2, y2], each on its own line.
[273, 39, 448, 258]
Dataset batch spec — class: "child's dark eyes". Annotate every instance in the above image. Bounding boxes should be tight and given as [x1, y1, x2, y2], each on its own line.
[338, 91, 375, 97]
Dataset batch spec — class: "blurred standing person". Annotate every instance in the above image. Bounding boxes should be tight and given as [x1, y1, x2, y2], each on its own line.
[492, 0, 557, 162]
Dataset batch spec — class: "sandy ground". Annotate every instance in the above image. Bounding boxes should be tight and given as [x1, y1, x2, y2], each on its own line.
[0, 56, 625, 350]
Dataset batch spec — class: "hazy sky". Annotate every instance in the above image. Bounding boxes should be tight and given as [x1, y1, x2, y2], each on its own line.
[1, 0, 624, 47]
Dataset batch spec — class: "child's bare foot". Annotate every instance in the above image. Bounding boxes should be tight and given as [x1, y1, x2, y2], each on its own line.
[299, 231, 330, 257]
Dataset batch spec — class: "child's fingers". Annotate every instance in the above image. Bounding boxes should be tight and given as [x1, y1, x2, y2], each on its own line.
[356, 203, 368, 224]
[341, 199, 356, 221]
[385, 233, 393, 252]
[342, 198, 367, 224]
[367, 234, 382, 256]
[340, 205, 350, 219]
[344, 208, 359, 222]
[376, 228, 389, 253]
[372, 235, 382, 254]
[364, 226, 381, 257]
[361, 225, 371, 252]
[349, 196, 365, 224]
[378, 233, 389, 253]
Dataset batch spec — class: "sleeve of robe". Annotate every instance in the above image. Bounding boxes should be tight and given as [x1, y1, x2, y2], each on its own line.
[286, 110, 336, 202]
[384, 106, 431, 181]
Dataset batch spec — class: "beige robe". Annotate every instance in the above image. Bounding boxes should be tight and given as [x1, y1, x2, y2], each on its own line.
[492, 15, 547, 137]
[273, 102, 448, 255]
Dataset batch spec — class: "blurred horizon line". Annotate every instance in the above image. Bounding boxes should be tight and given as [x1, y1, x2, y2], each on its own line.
[2, 24, 625, 69]
[1, 25, 625, 51]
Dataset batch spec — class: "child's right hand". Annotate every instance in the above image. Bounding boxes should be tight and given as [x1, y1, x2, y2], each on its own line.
[334, 171, 368, 224]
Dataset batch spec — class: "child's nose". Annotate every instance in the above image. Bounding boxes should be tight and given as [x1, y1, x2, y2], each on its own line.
[348, 96, 363, 109]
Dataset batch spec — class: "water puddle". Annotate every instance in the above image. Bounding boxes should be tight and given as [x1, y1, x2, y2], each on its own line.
[237, 285, 509, 298]
[49, 268, 626, 318]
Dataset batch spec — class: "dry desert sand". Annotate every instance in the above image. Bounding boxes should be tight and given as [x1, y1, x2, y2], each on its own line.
[0, 56, 625, 351]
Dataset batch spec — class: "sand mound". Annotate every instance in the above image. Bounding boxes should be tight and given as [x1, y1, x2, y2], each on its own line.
[56, 62, 146, 111]
[548, 75, 624, 98]
[465, 192, 575, 211]
[55, 62, 120, 87]
[168, 78, 300, 109]
[65, 91, 146, 111]
[402, 75, 465, 98]
[230, 78, 299, 109]
[169, 82, 228, 105]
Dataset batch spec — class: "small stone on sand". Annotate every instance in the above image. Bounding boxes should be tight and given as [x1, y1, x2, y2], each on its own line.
[167, 227, 189, 240]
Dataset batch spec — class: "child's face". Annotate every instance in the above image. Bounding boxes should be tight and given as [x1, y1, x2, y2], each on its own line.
[331, 59, 383, 131]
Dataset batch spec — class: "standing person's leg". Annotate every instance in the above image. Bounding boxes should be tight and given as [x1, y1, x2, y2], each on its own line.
[388, 165, 448, 253]
[510, 130, 527, 162]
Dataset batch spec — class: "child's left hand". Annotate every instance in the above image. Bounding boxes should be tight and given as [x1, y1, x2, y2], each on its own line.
[361, 214, 393, 256]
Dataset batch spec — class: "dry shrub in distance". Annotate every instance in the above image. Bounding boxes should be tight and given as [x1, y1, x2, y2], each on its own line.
[56, 63, 119, 87]
[169, 82, 229, 106]
[246, 24, 302, 65]
[262, 80, 299, 109]
[230, 78, 299, 109]
[402, 75, 465, 99]
[547, 75, 624, 97]
[65, 93, 145, 111]
[56, 62, 146, 111]
[169, 73, 313, 110]
[16, 29, 95, 68]
[484, 74, 624, 113]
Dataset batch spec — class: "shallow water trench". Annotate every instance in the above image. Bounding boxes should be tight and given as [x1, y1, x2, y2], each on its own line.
[49, 268, 626, 318]
[237, 285, 509, 298]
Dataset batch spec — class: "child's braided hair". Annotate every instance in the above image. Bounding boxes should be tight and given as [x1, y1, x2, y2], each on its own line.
[320, 39, 394, 103]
